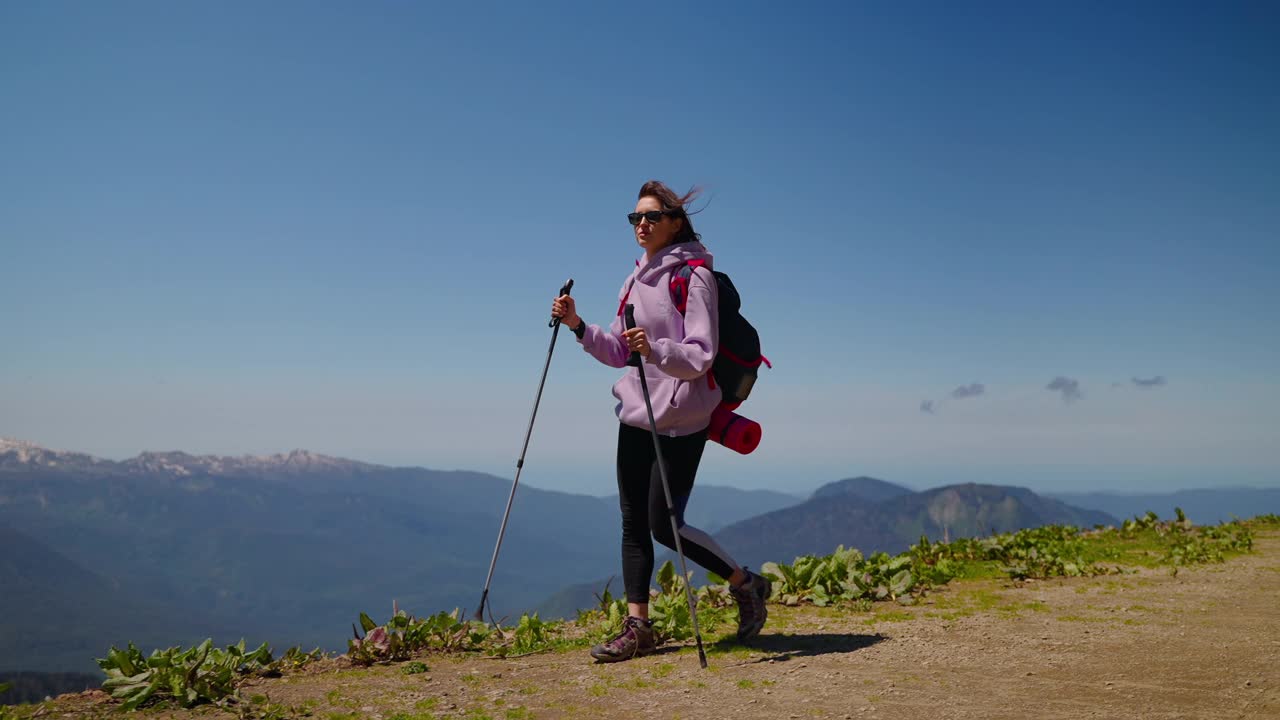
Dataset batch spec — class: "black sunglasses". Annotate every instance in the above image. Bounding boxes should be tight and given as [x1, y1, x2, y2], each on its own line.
[627, 210, 674, 226]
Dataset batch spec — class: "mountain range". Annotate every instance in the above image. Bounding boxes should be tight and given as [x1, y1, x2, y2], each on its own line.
[2, 438, 1274, 675]
[0, 438, 796, 672]
[714, 479, 1117, 570]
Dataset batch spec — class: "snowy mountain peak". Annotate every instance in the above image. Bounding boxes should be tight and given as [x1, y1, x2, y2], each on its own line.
[118, 448, 377, 476]
[0, 437, 105, 468]
[0, 438, 46, 464]
[0, 437, 41, 455]
[0, 439, 381, 477]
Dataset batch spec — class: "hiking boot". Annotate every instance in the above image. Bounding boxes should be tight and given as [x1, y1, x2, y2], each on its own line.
[730, 568, 771, 642]
[589, 616, 656, 663]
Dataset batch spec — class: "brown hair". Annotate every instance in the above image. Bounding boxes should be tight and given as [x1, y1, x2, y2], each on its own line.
[638, 180, 703, 244]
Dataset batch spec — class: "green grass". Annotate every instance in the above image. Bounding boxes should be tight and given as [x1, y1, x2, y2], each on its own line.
[1082, 532, 1172, 567]
[998, 600, 1049, 615]
[946, 560, 1009, 580]
[930, 586, 1001, 613]
[1248, 514, 1280, 530]
[650, 663, 675, 679]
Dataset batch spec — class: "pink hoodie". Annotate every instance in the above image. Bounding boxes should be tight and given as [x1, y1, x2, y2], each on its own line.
[578, 241, 722, 436]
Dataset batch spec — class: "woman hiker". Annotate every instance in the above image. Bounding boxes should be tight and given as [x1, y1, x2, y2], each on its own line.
[551, 180, 771, 663]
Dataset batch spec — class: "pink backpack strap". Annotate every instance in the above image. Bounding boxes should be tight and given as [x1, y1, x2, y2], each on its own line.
[669, 259, 707, 315]
[670, 259, 715, 388]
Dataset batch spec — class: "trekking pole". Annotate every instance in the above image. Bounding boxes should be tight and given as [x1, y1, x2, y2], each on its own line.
[624, 303, 709, 669]
[473, 278, 574, 623]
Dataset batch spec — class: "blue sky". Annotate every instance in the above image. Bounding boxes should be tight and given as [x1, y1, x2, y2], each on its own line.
[2, 1, 1277, 496]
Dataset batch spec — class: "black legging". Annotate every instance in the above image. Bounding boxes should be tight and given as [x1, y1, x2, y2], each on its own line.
[616, 422, 739, 604]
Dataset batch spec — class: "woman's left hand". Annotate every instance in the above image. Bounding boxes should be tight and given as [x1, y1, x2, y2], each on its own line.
[622, 327, 652, 358]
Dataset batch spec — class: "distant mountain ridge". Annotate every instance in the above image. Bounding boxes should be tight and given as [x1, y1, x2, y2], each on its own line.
[0, 438, 806, 673]
[0, 437, 376, 478]
[716, 482, 1118, 569]
[809, 476, 914, 503]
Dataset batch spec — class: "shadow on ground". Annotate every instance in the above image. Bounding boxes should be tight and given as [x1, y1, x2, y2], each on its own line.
[591, 632, 887, 664]
[716, 632, 887, 663]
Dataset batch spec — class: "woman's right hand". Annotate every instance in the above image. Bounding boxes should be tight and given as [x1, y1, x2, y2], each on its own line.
[552, 295, 580, 328]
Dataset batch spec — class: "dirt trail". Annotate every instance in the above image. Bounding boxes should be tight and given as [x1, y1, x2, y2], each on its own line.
[51, 531, 1280, 719]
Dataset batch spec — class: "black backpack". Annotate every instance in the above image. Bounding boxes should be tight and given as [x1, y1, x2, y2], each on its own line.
[668, 260, 770, 408]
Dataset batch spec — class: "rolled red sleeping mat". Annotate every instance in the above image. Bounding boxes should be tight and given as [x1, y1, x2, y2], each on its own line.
[708, 404, 761, 455]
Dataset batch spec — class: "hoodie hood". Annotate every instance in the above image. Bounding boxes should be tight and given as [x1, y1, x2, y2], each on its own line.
[630, 241, 715, 288]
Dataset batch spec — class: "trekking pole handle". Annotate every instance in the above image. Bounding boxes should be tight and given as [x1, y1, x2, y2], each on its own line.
[548, 278, 574, 327]
[623, 303, 641, 367]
